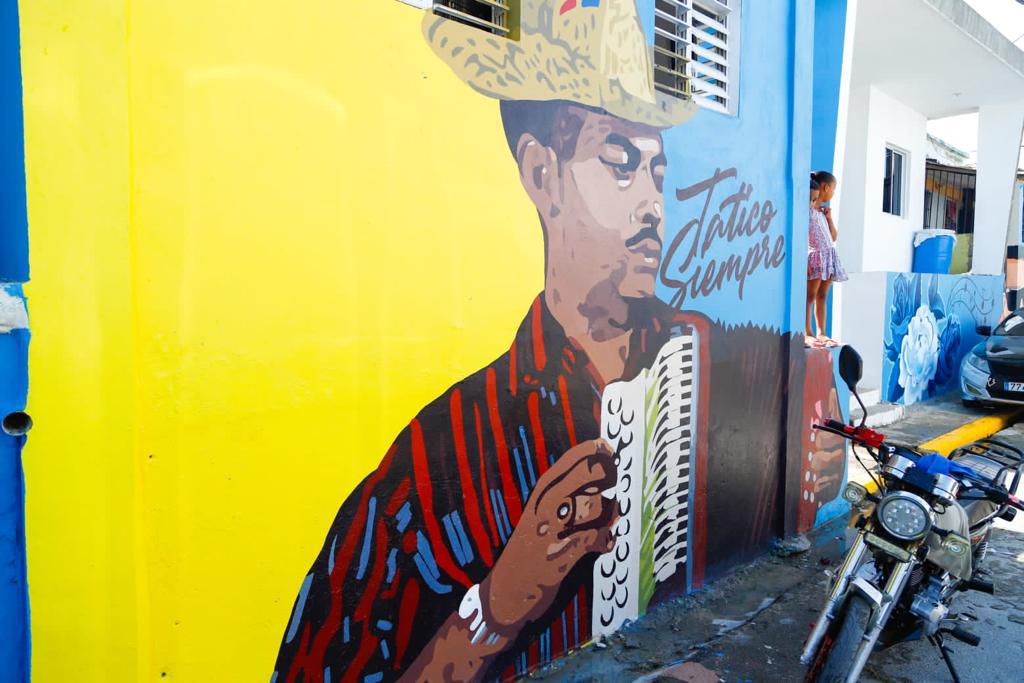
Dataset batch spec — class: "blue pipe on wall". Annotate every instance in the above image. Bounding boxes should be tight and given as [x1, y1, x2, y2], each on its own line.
[0, 0, 31, 679]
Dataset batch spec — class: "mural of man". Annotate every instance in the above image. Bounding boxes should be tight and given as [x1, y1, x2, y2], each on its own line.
[273, 1, 794, 681]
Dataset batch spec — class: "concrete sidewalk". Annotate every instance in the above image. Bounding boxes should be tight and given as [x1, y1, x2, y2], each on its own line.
[540, 392, 1024, 682]
[867, 391, 998, 448]
[531, 517, 850, 682]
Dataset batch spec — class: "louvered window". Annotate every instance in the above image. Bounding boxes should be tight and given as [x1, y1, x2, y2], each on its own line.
[653, 0, 738, 115]
[433, 0, 511, 36]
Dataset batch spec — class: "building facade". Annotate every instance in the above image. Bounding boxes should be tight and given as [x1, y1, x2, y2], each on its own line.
[7, 0, 1017, 681]
[827, 0, 1024, 407]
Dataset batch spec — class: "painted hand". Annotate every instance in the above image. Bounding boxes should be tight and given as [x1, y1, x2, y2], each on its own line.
[480, 439, 618, 634]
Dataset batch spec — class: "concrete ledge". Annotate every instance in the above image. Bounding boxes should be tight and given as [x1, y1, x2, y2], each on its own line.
[848, 387, 881, 414]
[850, 401, 905, 429]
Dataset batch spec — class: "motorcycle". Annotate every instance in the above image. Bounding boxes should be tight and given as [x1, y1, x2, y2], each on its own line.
[801, 346, 1024, 683]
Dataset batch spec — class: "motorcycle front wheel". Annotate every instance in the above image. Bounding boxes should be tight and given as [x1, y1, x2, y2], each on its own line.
[808, 594, 873, 682]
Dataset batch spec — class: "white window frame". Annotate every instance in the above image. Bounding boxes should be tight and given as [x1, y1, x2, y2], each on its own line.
[653, 0, 740, 116]
[396, 0, 433, 8]
[691, 0, 740, 116]
[883, 144, 909, 218]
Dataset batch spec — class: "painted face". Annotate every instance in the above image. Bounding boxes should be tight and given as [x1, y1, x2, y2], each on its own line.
[811, 387, 845, 501]
[798, 352, 847, 531]
[547, 108, 667, 300]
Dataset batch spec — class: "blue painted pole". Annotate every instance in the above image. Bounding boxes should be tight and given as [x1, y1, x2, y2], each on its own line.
[0, 0, 31, 678]
[0, 323, 30, 683]
[811, 0, 849, 339]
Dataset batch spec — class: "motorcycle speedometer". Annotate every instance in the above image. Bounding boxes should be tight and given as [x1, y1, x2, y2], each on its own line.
[876, 491, 932, 541]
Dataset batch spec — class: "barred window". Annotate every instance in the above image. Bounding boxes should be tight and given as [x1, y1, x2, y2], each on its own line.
[653, 0, 739, 115]
[653, 0, 692, 100]
[433, 0, 511, 36]
[924, 163, 975, 234]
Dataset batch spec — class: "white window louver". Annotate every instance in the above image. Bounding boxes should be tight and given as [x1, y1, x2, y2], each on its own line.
[433, 0, 511, 36]
[654, 0, 737, 115]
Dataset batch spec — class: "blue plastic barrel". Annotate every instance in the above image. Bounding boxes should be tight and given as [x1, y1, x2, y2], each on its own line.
[912, 229, 955, 274]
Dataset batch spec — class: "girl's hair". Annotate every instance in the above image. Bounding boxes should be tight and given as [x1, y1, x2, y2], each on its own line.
[810, 177, 821, 191]
[813, 170, 837, 186]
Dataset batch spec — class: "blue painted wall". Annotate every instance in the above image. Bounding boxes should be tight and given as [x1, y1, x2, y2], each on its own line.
[0, 286, 29, 682]
[810, 0, 847, 174]
[810, 0, 849, 337]
[639, 0, 831, 576]
[645, 0, 814, 332]
[0, 0, 30, 680]
[0, 0, 27, 283]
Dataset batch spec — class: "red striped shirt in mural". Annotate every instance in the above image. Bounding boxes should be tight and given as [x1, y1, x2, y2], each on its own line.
[272, 294, 710, 683]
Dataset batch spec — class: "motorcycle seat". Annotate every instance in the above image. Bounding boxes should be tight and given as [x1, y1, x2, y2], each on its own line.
[951, 451, 1013, 529]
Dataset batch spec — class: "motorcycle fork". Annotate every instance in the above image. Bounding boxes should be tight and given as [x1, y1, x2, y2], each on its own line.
[844, 559, 915, 683]
[799, 532, 869, 665]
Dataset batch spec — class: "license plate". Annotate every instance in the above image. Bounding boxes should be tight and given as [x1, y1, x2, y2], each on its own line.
[1006, 382, 1024, 392]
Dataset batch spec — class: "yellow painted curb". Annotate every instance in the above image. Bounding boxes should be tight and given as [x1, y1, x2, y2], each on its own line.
[862, 407, 1024, 495]
[918, 408, 1024, 456]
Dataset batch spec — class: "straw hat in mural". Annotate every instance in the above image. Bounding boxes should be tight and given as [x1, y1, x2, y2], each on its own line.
[423, 0, 697, 128]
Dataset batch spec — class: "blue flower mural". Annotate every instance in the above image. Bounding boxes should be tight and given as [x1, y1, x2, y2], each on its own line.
[883, 273, 1000, 406]
[897, 304, 940, 405]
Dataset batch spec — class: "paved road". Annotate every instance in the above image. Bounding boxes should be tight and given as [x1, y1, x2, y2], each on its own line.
[547, 393, 1024, 682]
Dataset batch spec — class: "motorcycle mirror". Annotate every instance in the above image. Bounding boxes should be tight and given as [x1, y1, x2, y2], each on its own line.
[976, 325, 992, 336]
[838, 345, 863, 392]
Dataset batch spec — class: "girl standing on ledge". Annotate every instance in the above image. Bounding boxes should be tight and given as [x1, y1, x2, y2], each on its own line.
[807, 171, 847, 347]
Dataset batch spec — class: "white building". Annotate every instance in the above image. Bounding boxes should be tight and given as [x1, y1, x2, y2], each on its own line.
[828, 0, 1024, 403]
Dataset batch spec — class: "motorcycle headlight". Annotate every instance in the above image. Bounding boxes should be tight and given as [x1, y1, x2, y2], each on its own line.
[966, 351, 990, 374]
[876, 492, 932, 541]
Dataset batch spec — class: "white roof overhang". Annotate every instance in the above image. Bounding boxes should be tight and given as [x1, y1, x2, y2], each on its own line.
[850, 0, 1024, 118]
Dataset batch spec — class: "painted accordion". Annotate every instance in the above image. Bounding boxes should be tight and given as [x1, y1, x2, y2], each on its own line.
[592, 329, 699, 636]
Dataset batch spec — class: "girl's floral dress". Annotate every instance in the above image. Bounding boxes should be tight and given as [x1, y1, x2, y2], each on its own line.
[808, 208, 848, 282]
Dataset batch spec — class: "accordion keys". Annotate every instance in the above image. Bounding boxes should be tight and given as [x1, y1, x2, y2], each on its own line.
[592, 333, 697, 636]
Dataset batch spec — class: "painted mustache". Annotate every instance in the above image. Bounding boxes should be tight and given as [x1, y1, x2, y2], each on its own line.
[624, 226, 662, 251]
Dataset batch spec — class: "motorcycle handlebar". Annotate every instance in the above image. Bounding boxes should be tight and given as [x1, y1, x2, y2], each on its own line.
[962, 476, 1024, 511]
[986, 486, 1024, 511]
[814, 420, 1023, 510]
[813, 420, 887, 449]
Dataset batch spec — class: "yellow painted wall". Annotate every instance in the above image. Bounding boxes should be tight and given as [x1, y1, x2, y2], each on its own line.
[19, 1, 541, 680]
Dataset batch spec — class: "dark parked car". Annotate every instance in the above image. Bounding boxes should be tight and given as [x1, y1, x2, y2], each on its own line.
[961, 310, 1024, 407]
